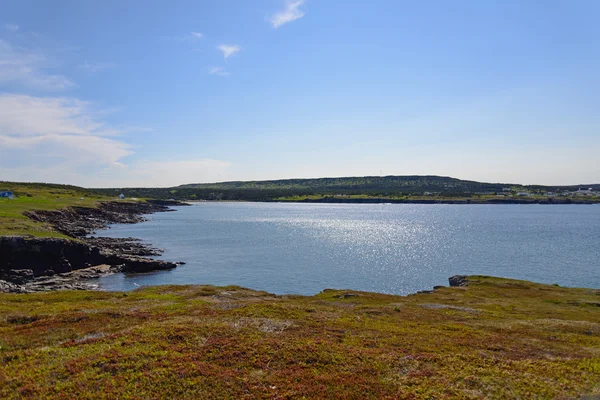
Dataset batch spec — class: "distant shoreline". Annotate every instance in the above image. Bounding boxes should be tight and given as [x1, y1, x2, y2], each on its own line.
[187, 198, 600, 205]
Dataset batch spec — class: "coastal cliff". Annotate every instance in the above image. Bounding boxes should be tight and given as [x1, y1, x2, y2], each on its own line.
[0, 200, 187, 292]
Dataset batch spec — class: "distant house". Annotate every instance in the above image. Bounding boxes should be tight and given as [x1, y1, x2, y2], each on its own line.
[119, 193, 125, 199]
[0, 191, 13, 198]
[516, 191, 531, 197]
[575, 188, 594, 196]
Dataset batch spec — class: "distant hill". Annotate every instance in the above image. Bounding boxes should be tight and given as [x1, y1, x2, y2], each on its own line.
[180, 175, 600, 192]
[90, 175, 600, 201]
[179, 175, 506, 193]
[3, 177, 598, 202]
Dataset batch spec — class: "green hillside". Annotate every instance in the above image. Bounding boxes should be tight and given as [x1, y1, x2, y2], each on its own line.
[93, 175, 600, 201]
[180, 175, 501, 192]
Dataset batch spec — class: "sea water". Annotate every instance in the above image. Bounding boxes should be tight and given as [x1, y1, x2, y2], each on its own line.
[95, 203, 600, 295]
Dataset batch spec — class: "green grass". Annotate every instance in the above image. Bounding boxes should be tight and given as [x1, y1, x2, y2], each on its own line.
[0, 182, 113, 237]
[0, 276, 598, 399]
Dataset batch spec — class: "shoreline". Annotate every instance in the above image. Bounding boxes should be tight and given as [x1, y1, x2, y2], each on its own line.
[263, 197, 600, 205]
[185, 198, 600, 205]
[0, 200, 189, 293]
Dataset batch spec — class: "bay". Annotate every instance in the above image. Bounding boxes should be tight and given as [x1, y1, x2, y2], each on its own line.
[95, 203, 600, 295]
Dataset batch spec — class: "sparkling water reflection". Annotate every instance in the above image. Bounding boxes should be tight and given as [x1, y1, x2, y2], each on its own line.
[95, 203, 600, 295]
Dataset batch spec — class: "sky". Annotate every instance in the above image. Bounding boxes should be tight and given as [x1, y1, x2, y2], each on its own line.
[0, 0, 599, 187]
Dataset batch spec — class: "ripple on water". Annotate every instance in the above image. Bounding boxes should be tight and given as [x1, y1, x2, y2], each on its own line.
[95, 203, 600, 295]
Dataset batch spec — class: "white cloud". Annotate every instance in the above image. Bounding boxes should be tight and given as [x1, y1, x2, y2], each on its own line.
[0, 39, 74, 90]
[0, 93, 131, 168]
[208, 66, 230, 77]
[0, 156, 233, 188]
[217, 44, 240, 60]
[163, 32, 205, 43]
[3, 24, 19, 32]
[78, 61, 116, 73]
[0, 93, 232, 187]
[0, 94, 120, 137]
[269, 0, 306, 28]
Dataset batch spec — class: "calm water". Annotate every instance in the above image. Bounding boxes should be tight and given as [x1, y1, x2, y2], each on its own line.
[95, 203, 600, 295]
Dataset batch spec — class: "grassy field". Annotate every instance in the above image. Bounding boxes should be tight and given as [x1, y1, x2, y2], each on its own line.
[0, 276, 598, 399]
[0, 182, 113, 237]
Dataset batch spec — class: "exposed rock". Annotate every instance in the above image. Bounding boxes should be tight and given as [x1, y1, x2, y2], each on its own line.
[7, 265, 117, 293]
[333, 292, 358, 299]
[146, 199, 190, 207]
[23, 201, 181, 238]
[0, 237, 104, 277]
[0, 200, 185, 292]
[0, 268, 35, 284]
[86, 237, 163, 257]
[0, 280, 27, 293]
[117, 258, 178, 273]
[449, 275, 468, 287]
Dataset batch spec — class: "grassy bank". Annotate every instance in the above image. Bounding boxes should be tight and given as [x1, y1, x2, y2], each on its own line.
[0, 276, 598, 398]
[0, 182, 113, 238]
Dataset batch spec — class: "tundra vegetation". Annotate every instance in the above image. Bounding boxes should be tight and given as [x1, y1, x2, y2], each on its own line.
[0, 276, 599, 399]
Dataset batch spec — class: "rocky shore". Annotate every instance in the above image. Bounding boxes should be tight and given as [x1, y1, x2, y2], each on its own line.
[0, 200, 188, 292]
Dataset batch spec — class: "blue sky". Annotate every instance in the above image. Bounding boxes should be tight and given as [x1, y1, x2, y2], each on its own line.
[1, 0, 599, 187]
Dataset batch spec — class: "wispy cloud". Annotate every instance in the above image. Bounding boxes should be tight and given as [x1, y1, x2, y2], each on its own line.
[209, 66, 230, 77]
[0, 39, 74, 90]
[78, 61, 116, 73]
[217, 44, 240, 60]
[163, 32, 205, 42]
[0, 94, 124, 138]
[0, 93, 131, 170]
[3, 23, 19, 32]
[0, 93, 232, 187]
[269, 0, 306, 28]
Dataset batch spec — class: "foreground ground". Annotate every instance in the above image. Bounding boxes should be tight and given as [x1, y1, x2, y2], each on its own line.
[0, 276, 598, 399]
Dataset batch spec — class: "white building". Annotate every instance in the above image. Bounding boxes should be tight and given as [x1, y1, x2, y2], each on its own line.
[575, 188, 594, 196]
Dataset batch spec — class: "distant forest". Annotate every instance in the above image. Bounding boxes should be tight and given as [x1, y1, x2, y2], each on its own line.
[87, 176, 600, 201]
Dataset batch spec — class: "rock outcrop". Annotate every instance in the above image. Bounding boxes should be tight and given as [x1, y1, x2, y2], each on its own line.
[0, 200, 188, 292]
[24, 200, 185, 238]
[448, 275, 468, 287]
